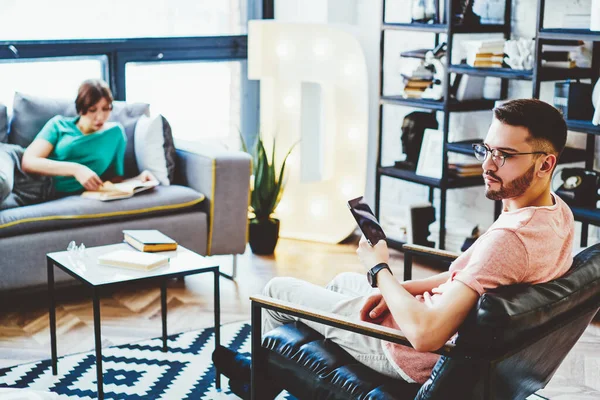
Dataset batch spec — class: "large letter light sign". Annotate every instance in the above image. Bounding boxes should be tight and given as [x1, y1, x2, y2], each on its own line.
[248, 21, 369, 243]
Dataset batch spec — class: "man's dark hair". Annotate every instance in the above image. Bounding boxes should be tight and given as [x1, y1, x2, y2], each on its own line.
[75, 79, 113, 115]
[493, 99, 567, 157]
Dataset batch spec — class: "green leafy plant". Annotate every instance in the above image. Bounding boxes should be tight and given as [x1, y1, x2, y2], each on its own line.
[240, 134, 297, 221]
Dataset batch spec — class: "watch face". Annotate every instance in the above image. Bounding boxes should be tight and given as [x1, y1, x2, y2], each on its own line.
[367, 271, 375, 287]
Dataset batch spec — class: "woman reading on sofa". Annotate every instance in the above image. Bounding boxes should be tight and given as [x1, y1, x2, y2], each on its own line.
[0, 79, 155, 209]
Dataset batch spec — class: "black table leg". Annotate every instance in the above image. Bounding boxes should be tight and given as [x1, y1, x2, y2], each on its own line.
[214, 267, 221, 389]
[92, 289, 104, 400]
[161, 280, 168, 352]
[250, 302, 263, 400]
[47, 257, 57, 375]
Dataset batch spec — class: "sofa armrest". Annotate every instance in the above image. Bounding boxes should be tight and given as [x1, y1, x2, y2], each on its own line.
[175, 139, 251, 256]
[250, 294, 458, 357]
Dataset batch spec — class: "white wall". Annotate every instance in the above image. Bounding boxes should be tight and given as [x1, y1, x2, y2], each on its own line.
[272, 0, 598, 249]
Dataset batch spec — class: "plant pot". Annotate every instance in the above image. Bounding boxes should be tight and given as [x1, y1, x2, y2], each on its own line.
[248, 218, 280, 255]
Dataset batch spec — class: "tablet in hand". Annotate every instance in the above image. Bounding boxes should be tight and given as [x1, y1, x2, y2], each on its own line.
[347, 196, 387, 246]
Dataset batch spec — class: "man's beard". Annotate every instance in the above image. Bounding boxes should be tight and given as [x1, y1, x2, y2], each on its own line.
[485, 164, 535, 201]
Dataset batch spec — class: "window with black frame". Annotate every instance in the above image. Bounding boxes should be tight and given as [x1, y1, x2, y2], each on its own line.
[0, 0, 264, 144]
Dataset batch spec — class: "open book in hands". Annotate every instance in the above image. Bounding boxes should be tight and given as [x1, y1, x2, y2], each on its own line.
[81, 179, 159, 201]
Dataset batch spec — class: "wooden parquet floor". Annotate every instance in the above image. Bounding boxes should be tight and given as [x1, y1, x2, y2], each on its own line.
[0, 237, 598, 398]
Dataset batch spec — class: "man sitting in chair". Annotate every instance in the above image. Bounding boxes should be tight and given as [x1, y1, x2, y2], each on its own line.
[261, 98, 574, 384]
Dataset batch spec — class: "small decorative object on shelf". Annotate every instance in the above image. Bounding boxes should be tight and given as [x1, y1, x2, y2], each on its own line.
[553, 168, 600, 208]
[504, 38, 535, 70]
[395, 112, 439, 171]
[411, 0, 437, 23]
[422, 44, 447, 100]
[452, 0, 481, 26]
[553, 81, 593, 120]
[416, 129, 444, 179]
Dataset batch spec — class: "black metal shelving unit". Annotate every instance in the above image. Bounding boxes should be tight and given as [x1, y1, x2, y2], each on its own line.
[533, 0, 600, 247]
[375, 0, 516, 250]
[375, 0, 592, 251]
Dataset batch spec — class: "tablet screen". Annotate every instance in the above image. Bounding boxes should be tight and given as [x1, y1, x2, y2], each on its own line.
[347, 196, 386, 245]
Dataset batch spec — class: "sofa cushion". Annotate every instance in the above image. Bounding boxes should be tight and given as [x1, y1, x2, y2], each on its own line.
[0, 185, 204, 238]
[8, 92, 149, 177]
[134, 114, 176, 185]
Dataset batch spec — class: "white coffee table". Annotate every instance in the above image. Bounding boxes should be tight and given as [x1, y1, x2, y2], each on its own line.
[46, 243, 221, 400]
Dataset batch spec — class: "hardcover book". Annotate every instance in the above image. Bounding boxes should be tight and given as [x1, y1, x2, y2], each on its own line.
[123, 229, 178, 252]
[98, 250, 169, 270]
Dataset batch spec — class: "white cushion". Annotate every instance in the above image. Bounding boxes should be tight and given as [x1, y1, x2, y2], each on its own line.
[134, 114, 170, 186]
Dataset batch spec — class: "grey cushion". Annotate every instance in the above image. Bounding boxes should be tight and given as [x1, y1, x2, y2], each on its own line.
[8, 92, 149, 177]
[0, 104, 7, 143]
[0, 185, 204, 238]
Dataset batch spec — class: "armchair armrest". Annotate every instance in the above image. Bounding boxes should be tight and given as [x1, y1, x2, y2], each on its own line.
[401, 243, 460, 281]
[250, 294, 457, 357]
[403, 243, 460, 262]
[175, 139, 251, 256]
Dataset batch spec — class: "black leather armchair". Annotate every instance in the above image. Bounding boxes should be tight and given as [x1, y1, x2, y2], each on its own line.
[249, 243, 600, 400]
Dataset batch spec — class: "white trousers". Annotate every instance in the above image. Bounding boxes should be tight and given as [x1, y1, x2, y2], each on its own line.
[261, 272, 404, 380]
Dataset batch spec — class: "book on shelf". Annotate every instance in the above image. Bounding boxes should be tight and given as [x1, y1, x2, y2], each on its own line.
[404, 80, 433, 89]
[541, 44, 583, 53]
[471, 60, 503, 68]
[541, 51, 571, 62]
[541, 60, 577, 69]
[98, 250, 169, 271]
[123, 229, 178, 252]
[81, 179, 159, 201]
[542, 39, 584, 46]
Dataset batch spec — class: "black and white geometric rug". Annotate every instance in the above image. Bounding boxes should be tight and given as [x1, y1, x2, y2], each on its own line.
[0, 321, 293, 399]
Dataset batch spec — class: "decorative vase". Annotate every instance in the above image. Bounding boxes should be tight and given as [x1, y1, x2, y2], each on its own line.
[248, 218, 280, 255]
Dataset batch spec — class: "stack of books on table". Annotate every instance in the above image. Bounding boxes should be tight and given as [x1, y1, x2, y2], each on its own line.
[97, 230, 178, 271]
[465, 39, 505, 68]
[401, 64, 434, 99]
[541, 40, 589, 69]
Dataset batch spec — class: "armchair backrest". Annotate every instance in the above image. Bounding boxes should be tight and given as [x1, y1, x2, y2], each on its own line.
[416, 243, 600, 400]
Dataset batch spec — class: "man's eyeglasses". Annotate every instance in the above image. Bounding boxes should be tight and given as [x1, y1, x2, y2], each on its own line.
[472, 143, 547, 168]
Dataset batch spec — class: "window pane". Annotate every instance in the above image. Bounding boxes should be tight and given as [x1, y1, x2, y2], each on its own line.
[125, 61, 242, 144]
[0, 57, 105, 110]
[0, 0, 246, 40]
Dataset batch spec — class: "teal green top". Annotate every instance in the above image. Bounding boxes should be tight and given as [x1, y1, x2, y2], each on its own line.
[36, 116, 127, 193]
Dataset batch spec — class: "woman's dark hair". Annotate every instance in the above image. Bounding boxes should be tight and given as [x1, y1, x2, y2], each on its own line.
[75, 79, 113, 115]
[493, 99, 567, 157]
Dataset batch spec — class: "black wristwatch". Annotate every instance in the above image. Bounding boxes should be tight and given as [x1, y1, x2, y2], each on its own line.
[367, 263, 392, 288]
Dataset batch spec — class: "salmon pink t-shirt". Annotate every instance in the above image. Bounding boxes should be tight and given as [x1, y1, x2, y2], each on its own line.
[379, 193, 574, 383]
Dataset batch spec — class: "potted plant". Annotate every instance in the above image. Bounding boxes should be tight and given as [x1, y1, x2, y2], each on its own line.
[241, 134, 296, 255]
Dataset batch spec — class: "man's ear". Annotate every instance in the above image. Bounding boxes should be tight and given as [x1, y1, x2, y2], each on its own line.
[538, 154, 556, 176]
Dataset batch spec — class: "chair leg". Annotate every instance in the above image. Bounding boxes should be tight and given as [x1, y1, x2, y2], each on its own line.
[220, 254, 238, 280]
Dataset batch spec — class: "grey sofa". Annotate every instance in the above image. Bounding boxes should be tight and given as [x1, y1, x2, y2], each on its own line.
[0, 94, 251, 294]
